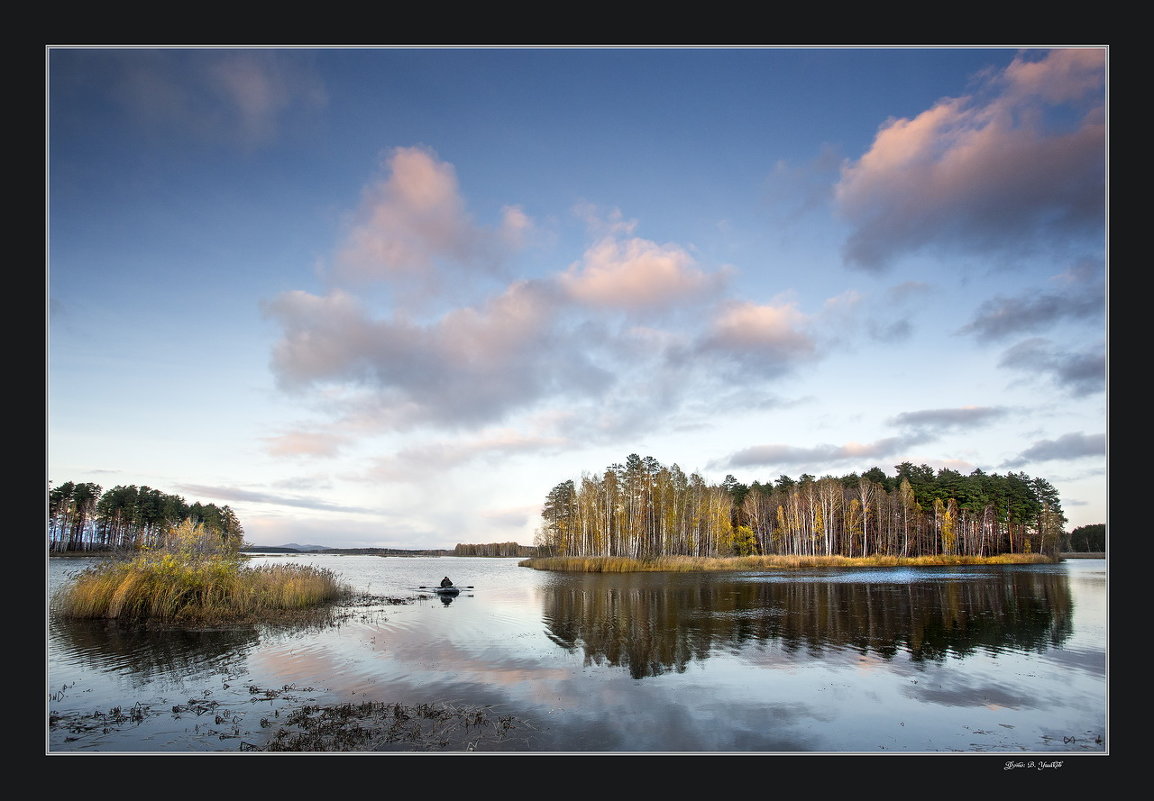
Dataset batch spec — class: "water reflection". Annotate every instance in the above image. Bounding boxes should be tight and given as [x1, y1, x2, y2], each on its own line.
[49, 617, 262, 687]
[46, 557, 1102, 752]
[541, 569, 1073, 679]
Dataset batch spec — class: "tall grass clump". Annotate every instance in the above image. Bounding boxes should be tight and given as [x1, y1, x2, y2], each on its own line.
[52, 519, 349, 622]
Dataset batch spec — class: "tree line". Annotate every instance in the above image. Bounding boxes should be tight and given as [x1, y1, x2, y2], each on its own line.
[48, 481, 244, 553]
[537, 454, 1078, 560]
[452, 542, 539, 557]
[1066, 523, 1105, 552]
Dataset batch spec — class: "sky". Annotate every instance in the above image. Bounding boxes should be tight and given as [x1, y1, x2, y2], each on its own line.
[47, 46, 1108, 549]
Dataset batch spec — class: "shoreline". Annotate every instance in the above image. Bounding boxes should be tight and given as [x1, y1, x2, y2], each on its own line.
[518, 552, 1083, 573]
[49, 550, 1105, 562]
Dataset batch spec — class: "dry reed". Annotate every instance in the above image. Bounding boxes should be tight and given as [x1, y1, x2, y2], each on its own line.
[52, 520, 349, 622]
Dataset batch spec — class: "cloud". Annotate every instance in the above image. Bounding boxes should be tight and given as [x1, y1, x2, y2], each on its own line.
[366, 430, 571, 482]
[815, 283, 930, 347]
[264, 289, 375, 389]
[960, 259, 1105, 342]
[267, 153, 819, 438]
[174, 483, 375, 514]
[262, 429, 351, 459]
[866, 319, 912, 343]
[888, 282, 932, 302]
[998, 338, 1105, 397]
[333, 146, 521, 285]
[560, 234, 725, 311]
[890, 406, 1011, 430]
[1002, 431, 1106, 467]
[204, 52, 325, 144]
[266, 280, 614, 429]
[694, 300, 817, 377]
[715, 403, 1012, 473]
[103, 49, 327, 147]
[835, 48, 1105, 271]
[480, 505, 541, 528]
[718, 434, 931, 471]
[764, 145, 843, 225]
[268, 153, 827, 447]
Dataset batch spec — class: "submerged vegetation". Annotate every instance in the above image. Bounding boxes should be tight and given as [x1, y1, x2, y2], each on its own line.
[538, 454, 1075, 562]
[52, 519, 349, 622]
[254, 701, 534, 752]
[520, 553, 1055, 573]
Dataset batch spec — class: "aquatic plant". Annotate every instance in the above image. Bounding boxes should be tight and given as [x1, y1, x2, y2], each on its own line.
[51, 519, 349, 622]
[255, 700, 533, 752]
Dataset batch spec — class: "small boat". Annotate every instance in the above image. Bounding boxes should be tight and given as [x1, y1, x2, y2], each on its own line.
[434, 585, 460, 596]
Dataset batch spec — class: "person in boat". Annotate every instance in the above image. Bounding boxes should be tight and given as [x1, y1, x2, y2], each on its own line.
[440, 576, 453, 588]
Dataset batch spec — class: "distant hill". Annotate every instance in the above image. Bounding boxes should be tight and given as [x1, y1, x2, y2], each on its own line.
[241, 543, 329, 553]
[279, 543, 330, 552]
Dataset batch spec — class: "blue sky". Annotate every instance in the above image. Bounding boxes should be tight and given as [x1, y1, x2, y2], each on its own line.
[48, 46, 1107, 549]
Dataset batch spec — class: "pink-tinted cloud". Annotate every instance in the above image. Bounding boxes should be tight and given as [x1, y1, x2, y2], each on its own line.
[695, 300, 816, 376]
[333, 146, 528, 285]
[268, 158, 819, 439]
[264, 289, 373, 388]
[262, 429, 351, 459]
[334, 146, 476, 280]
[836, 48, 1105, 271]
[560, 233, 725, 311]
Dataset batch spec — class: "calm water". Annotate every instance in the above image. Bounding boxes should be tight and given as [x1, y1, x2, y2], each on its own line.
[46, 555, 1107, 754]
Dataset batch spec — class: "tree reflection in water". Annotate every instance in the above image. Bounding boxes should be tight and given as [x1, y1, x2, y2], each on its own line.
[541, 568, 1073, 679]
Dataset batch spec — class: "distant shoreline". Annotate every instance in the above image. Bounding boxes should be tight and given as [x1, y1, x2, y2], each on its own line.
[49, 547, 463, 558]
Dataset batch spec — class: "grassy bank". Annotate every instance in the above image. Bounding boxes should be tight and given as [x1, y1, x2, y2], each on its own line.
[519, 553, 1056, 573]
[51, 521, 349, 623]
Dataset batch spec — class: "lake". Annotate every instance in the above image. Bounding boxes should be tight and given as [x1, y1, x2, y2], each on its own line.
[47, 554, 1107, 754]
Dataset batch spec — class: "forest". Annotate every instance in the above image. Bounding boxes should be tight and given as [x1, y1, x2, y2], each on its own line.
[48, 481, 244, 553]
[1066, 523, 1105, 552]
[537, 454, 1080, 560]
[453, 542, 538, 557]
